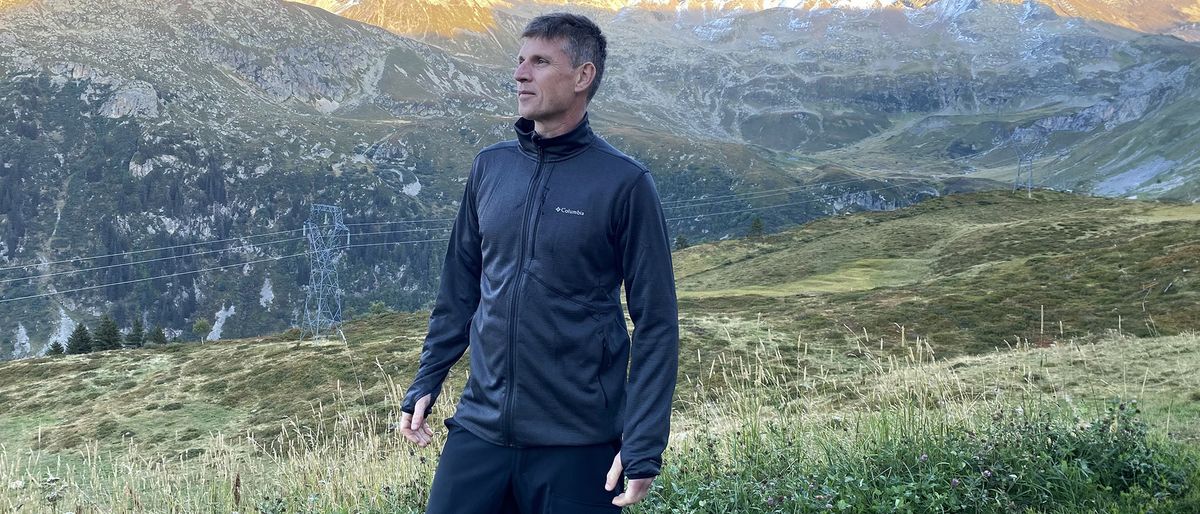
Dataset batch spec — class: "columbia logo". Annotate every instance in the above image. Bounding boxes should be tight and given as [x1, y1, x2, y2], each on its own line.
[555, 206, 585, 216]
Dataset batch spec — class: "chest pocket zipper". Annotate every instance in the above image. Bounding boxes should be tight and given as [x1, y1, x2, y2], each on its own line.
[529, 176, 553, 260]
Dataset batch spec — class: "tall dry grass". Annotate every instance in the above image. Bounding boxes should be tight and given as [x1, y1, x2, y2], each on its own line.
[1, 327, 1197, 513]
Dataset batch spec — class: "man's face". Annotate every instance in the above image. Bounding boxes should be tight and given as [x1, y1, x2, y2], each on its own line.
[513, 37, 584, 124]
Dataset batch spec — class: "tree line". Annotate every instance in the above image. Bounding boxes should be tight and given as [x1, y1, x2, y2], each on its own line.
[47, 316, 171, 355]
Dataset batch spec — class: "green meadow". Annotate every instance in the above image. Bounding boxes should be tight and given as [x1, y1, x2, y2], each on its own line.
[1, 191, 1197, 513]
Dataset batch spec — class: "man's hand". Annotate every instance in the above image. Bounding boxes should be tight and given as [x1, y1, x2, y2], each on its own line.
[605, 452, 655, 507]
[400, 394, 434, 447]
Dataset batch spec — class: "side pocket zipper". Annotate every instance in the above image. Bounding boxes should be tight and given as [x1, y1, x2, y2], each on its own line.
[598, 328, 609, 408]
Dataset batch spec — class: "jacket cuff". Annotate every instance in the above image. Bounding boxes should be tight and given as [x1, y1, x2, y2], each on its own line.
[622, 454, 663, 480]
[400, 387, 435, 416]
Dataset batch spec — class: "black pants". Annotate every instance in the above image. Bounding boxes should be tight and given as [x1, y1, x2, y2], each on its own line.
[425, 417, 624, 514]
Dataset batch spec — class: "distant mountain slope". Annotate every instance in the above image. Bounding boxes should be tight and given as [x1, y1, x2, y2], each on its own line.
[295, 0, 1200, 200]
[289, 0, 1200, 41]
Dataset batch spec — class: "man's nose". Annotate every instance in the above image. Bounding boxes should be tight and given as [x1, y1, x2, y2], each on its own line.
[513, 61, 530, 82]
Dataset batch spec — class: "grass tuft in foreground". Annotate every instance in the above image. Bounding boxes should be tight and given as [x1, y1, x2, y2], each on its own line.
[644, 400, 1197, 513]
[1, 331, 1198, 513]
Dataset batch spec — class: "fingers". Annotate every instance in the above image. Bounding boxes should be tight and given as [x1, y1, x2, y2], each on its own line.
[400, 394, 434, 447]
[611, 477, 653, 507]
[604, 452, 622, 491]
[411, 394, 430, 431]
[399, 412, 420, 445]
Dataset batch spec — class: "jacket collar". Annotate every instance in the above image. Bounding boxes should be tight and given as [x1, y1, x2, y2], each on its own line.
[514, 113, 595, 162]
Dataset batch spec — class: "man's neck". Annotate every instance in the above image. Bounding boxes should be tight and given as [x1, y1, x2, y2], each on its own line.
[533, 107, 587, 139]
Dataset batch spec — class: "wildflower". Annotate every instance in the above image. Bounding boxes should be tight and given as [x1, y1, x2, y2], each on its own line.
[825, 503, 833, 509]
[982, 470, 992, 478]
[7, 480, 23, 490]
[918, 454, 928, 463]
[951, 478, 960, 488]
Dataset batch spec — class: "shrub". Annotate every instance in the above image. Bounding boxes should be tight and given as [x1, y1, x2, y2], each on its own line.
[639, 400, 1195, 513]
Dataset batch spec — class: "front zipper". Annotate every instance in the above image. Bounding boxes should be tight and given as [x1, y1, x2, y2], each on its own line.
[502, 145, 546, 446]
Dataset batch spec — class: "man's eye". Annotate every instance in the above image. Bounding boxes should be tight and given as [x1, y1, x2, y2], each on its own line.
[538, 58, 548, 64]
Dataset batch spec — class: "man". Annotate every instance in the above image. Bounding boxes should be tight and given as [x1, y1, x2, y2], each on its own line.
[397, 12, 680, 514]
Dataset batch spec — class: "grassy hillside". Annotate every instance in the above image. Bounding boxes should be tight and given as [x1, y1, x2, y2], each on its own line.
[675, 189, 1200, 355]
[1, 190, 1198, 512]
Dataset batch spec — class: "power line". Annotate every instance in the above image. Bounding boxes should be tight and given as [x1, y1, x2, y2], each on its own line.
[0, 217, 458, 274]
[0, 162, 1000, 276]
[664, 183, 915, 222]
[0, 252, 307, 305]
[0, 156, 1018, 287]
[659, 152, 1022, 210]
[0, 225, 452, 285]
[346, 239, 449, 251]
[663, 180, 881, 211]
[350, 225, 452, 237]
[657, 178, 873, 206]
[344, 217, 456, 227]
[0, 227, 307, 273]
[668, 184, 905, 222]
[0, 237, 450, 305]
[0, 236, 308, 285]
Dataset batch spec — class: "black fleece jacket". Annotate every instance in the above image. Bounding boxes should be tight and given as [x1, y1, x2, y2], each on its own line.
[400, 113, 680, 480]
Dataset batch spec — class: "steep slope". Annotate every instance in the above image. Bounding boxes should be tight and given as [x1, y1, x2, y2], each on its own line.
[295, 0, 1200, 199]
[1, 0, 954, 359]
[0, 0, 496, 356]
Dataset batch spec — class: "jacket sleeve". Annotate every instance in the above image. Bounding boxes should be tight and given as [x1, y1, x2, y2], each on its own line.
[400, 158, 483, 416]
[616, 170, 680, 480]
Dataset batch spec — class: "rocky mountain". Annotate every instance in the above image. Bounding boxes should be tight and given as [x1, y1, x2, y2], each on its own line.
[292, 0, 1200, 42]
[296, 0, 1200, 199]
[1, 0, 1197, 359]
[0, 0, 950, 359]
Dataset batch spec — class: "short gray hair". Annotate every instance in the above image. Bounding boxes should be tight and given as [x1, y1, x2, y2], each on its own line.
[521, 13, 607, 101]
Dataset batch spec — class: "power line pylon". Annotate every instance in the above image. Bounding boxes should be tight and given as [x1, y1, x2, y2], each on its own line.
[1010, 125, 1049, 198]
[301, 204, 349, 341]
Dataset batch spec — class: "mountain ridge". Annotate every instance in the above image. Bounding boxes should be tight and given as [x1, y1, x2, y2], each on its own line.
[287, 0, 1200, 41]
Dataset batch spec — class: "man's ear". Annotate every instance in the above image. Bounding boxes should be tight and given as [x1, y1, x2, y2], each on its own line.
[574, 62, 597, 94]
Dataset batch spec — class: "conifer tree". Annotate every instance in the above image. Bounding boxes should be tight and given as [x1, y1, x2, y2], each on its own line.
[148, 325, 168, 345]
[674, 235, 689, 250]
[93, 315, 122, 351]
[748, 216, 764, 239]
[125, 317, 145, 349]
[66, 324, 92, 354]
[47, 341, 65, 355]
